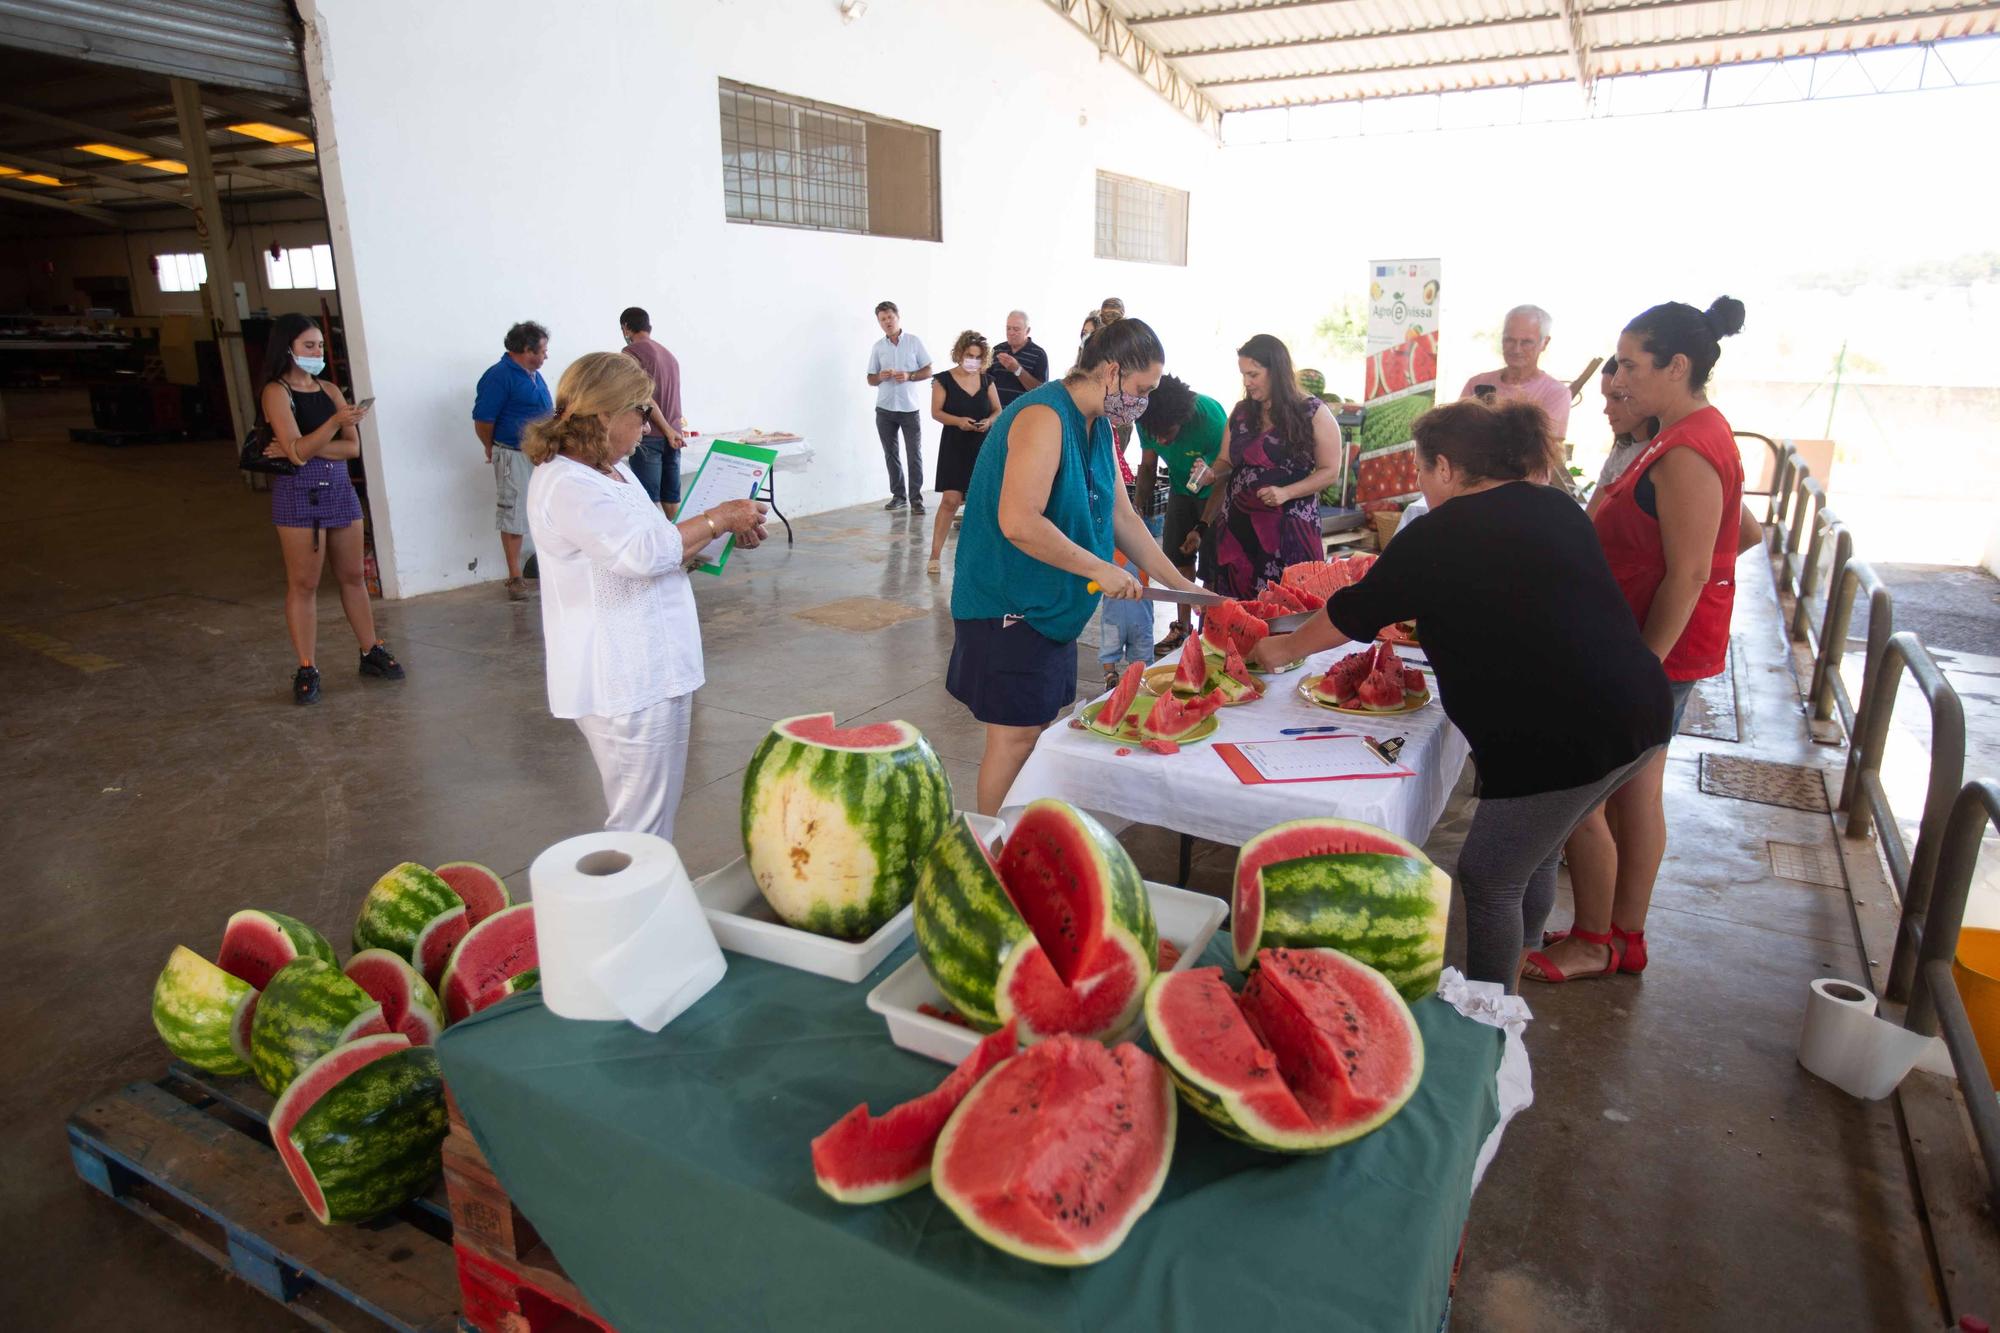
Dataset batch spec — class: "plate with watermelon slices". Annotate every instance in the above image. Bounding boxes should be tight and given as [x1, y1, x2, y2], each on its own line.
[1300, 641, 1432, 715]
[1077, 659, 1223, 749]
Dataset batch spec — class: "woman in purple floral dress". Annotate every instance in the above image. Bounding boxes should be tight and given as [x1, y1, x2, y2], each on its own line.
[1205, 334, 1346, 597]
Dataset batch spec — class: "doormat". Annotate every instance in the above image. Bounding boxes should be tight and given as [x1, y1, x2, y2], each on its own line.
[1679, 643, 1741, 742]
[1768, 839, 1845, 887]
[792, 596, 928, 633]
[1697, 754, 1830, 811]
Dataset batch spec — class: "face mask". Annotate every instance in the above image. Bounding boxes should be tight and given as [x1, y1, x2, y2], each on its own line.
[961, 357, 981, 373]
[295, 355, 326, 375]
[1104, 372, 1148, 428]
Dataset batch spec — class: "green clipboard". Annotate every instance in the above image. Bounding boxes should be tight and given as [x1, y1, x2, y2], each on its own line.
[682, 438, 778, 575]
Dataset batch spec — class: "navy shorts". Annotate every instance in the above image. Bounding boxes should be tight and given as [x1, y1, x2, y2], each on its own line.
[1667, 678, 1698, 736]
[948, 617, 1079, 728]
[629, 437, 683, 505]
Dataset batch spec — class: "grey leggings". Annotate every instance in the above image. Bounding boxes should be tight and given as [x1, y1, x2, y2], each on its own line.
[1457, 746, 1664, 989]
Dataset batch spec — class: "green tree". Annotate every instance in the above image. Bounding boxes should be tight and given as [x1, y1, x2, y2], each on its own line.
[1314, 299, 1367, 359]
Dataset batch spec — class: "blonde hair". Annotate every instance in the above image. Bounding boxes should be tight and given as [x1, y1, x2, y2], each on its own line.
[522, 351, 654, 468]
[950, 329, 990, 369]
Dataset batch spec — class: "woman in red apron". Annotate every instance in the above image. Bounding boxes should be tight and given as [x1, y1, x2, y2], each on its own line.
[1525, 297, 1748, 982]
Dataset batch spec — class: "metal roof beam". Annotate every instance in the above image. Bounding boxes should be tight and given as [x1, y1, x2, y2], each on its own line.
[0, 150, 191, 207]
[1042, 0, 1224, 134]
[1159, 13, 1556, 58]
[1127, 0, 1375, 27]
[0, 182, 117, 224]
[0, 101, 320, 198]
[1200, 48, 1549, 88]
[1557, 0, 1594, 95]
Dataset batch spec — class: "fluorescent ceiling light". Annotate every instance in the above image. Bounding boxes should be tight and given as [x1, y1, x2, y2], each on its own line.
[0, 165, 19, 177]
[18, 173, 67, 186]
[140, 158, 188, 174]
[227, 122, 314, 152]
[77, 142, 186, 173]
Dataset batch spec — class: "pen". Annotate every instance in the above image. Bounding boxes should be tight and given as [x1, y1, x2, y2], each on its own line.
[1278, 726, 1357, 736]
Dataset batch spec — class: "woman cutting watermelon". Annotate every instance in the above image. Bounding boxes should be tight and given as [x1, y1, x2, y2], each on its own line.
[1249, 398, 1672, 990]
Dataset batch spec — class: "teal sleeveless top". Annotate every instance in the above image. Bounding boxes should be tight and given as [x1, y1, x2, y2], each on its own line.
[950, 381, 1116, 643]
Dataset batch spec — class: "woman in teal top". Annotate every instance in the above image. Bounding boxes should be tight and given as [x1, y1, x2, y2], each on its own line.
[949, 318, 1198, 814]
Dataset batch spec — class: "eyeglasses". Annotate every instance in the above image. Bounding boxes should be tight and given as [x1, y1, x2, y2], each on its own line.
[631, 404, 651, 420]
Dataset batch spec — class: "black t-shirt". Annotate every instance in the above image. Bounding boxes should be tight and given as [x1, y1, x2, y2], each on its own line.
[1325, 482, 1672, 798]
[989, 338, 1050, 406]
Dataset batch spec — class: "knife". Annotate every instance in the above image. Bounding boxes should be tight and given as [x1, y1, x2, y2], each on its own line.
[1084, 582, 1316, 633]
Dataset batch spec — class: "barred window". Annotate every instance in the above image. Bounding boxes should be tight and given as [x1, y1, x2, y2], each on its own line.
[719, 81, 939, 241]
[1095, 171, 1189, 266]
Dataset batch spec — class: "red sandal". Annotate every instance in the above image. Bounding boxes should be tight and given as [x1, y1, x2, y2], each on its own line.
[1539, 922, 1648, 973]
[1521, 925, 1624, 984]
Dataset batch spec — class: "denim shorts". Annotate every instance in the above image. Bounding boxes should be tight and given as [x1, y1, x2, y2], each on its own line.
[948, 617, 1079, 728]
[1668, 678, 1697, 736]
[629, 437, 681, 504]
[1099, 599, 1155, 668]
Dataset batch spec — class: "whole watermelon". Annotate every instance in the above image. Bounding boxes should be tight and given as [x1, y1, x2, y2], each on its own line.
[741, 714, 951, 940]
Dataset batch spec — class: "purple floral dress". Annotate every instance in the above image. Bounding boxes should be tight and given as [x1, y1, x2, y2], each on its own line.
[1214, 396, 1325, 598]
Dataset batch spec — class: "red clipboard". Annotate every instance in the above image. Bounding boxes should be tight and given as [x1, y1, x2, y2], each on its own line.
[1214, 737, 1416, 786]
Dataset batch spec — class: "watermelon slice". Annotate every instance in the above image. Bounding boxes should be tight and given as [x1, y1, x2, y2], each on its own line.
[811, 1022, 1018, 1203]
[931, 1036, 1176, 1266]
[413, 905, 469, 991]
[1200, 600, 1270, 659]
[440, 903, 538, 1024]
[1088, 661, 1149, 737]
[271, 1033, 448, 1224]
[344, 949, 447, 1046]
[1145, 947, 1424, 1153]
[1172, 632, 1208, 695]
[151, 946, 259, 1076]
[432, 862, 511, 925]
[217, 910, 336, 990]
[1139, 688, 1224, 741]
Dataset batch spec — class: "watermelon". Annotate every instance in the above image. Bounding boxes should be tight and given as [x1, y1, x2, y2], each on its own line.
[1199, 600, 1269, 660]
[271, 1034, 448, 1224]
[353, 863, 462, 961]
[741, 714, 952, 940]
[249, 957, 385, 1096]
[811, 1021, 1018, 1204]
[1145, 947, 1424, 1153]
[433, 861, 511, 924]
[413, 905, 469, 990]
[1138, 688, 1223, 741]
[217, 909, 335, 990]
[440, 903, 538, 1024]
[1172, 632, 1207, 694]
[1213, 648, 1262, 702]
[1230, 817, 1450, 998]
[914, 803, 1157, 1044]
[931, 1035, 1175, 1266]
[152, 946, 258, 1075]
[1087, 661, 1149, 737]
[344, 949, 446, 1046]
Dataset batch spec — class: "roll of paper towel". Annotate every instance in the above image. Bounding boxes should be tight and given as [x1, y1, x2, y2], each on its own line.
[1796, 976, 1937, 1100]
[530, 831, 725, 1032]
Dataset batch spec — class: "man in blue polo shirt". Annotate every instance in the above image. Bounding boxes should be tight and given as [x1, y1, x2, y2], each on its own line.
[473, 320, 553, 599]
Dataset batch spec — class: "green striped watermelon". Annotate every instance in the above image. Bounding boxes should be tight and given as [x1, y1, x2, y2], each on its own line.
[353, 863, 462, 962]
[742, 714, 952, 940]
[914, 802, 1156, 1044]
[1230, 817, 1451, 1000]
[249, 957, 384, 1095]
[432, 861, 511, 924]
[217, 909, 335, 989]
[271, 1033, 449, 1224]
[151, 946, 257, 1075]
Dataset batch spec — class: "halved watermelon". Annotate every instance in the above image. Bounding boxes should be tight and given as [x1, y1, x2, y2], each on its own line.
[433, 862, 511, 925]
[271, 1033, 448, 1224]
[344, 949, 447, 1046]
[931, 1036, 1175, 1266]
[1139, 688, 1223, 741]
[811, 1021, 1018, 1203]
[1172, 632, 1208, 694]
[1229, 816, 1449, 997]
[217, 910, 336, 990]
[1088, 660, 1149, 737]
[1145, 947, 1423, 1153]
[151, 946, 258, 1076]
[440, 903, 538, 1024]
[413, 906, 469, 991]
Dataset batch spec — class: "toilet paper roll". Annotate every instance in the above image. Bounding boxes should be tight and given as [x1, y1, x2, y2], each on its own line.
[530, 831, 725, 1028]
[1797, 976, 1938, 1100]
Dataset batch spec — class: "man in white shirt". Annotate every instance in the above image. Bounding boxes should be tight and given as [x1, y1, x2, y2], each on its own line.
[1458, 304, 1573, 443]
[866, 300, 932, 513]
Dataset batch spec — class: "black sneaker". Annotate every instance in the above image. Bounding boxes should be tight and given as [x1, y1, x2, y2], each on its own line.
[911, 497, 926, 514]
[884, 496, 907, 511]
[359, 643, 405, 680]
[293, 665, 321, 705]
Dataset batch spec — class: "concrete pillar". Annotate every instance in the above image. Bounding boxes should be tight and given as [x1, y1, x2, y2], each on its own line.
[169, 78, 256, 445]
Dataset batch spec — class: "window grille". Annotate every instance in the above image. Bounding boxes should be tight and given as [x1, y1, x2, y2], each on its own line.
[1095, 171, 1189, 266]
[719, 80, 938, 241]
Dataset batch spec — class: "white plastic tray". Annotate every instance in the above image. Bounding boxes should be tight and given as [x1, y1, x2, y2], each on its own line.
[865, 880, 1228, 1065]
[691, 813, 1004, 984]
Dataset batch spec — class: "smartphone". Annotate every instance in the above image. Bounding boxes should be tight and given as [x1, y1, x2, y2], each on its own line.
[353, 396, 376, 414]
[1473, 384, 1496, 401]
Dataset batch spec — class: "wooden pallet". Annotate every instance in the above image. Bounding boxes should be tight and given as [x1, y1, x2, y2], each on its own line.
[67, 1064, 459, 1332]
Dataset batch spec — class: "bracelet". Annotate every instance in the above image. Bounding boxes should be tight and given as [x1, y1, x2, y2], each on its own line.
[704, 514, 718, 537]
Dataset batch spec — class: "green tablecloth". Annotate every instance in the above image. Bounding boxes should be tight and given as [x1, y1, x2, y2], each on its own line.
[438, 938, 1502, 1333]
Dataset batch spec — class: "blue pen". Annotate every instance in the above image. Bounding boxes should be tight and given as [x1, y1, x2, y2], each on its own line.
[1278, 725, 1355, 736]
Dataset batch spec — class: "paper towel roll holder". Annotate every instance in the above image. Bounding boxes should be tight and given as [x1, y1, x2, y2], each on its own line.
[576, 849, 633, 877]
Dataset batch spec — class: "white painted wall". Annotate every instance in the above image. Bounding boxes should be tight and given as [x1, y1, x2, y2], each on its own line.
[301, 0, 1228, 597]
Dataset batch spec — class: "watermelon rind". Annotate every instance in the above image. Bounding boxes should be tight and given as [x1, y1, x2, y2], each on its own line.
[440, 903, 538, 1024]
[273, 1035, 448, 1224]
[740, 713, 952, 941]
[344, 949, 447, 1046]
[353, 863, 464, 961]
[249, 956, 386, 1096]
[432, 861, 511, 925]
[930, 1038, 1176, 1267]
[913, 816, 1022, 1029]
[1230, 817, 1434, 975]
[152, 946, 256, 1076]
[1254, 853, 1453, 999]
[217, 909, 336, 990]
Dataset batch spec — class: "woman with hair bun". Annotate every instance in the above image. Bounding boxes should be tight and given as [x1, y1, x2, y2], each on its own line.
[523, 352, 768, 841]
[1528, 297, 1749, 983]
[1250, 398, 1672, 989]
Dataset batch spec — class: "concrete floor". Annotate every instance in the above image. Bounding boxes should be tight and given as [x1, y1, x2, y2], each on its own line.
[0, 389, 1945, 1328]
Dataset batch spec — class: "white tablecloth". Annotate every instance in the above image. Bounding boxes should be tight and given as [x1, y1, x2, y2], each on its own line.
[703, 431, 812, 472]
[1003, 644, 1471, 850]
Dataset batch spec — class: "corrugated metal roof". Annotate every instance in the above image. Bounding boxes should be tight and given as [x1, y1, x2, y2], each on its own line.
[1112, 0, 2000, 110]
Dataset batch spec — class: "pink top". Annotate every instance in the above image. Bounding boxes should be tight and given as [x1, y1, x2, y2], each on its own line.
[1459, 369, 1572, 441]
[622, 337, 682, 437]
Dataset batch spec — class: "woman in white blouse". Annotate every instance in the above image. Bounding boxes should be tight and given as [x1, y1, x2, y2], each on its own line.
[522, 352, 767, 840]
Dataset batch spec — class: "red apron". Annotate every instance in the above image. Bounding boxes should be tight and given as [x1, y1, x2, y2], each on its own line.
[1591, 405, 1743, 682]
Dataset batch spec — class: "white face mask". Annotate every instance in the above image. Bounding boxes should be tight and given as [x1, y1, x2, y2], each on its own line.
[294, 355, 326, 375]
[961, 357, 981, 373]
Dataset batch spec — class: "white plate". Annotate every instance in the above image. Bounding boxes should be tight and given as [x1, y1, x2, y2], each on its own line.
[691, 812, 1006, 984]
[865, 881, 1229, 1065]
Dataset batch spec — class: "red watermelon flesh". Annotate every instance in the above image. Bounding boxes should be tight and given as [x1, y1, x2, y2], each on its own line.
[998, 821, 1110, 987]
[811, 1021, 1018, 1204]
[778, 713, 915, 749]
[1403, 668, 1426, 694]
[345, 949, 445, 1046]
[1000, 944, 1149, 1041]
[268, 1032, 412, 1223]
[433, 862, 511, 925]
[414, 905, 469, 991]
[440, 904, 537, 1024]
[1229, 818, 1427, 970]
[1091, 661, 1148, 735]
[1173, 632, 1208, 694]
[1145, 967, 1314, 1134]
[1139, 688, 1223, 741]
[931, 1036, 1175, 1266]
[1141, 739, 1180, 756]
[1223, 650, 1257, 687]
[1357, 668, 1405, 710]
[216, 911, 321, 991]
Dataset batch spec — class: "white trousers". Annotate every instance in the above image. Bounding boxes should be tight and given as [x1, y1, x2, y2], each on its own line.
[574, 693, 694, 842]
